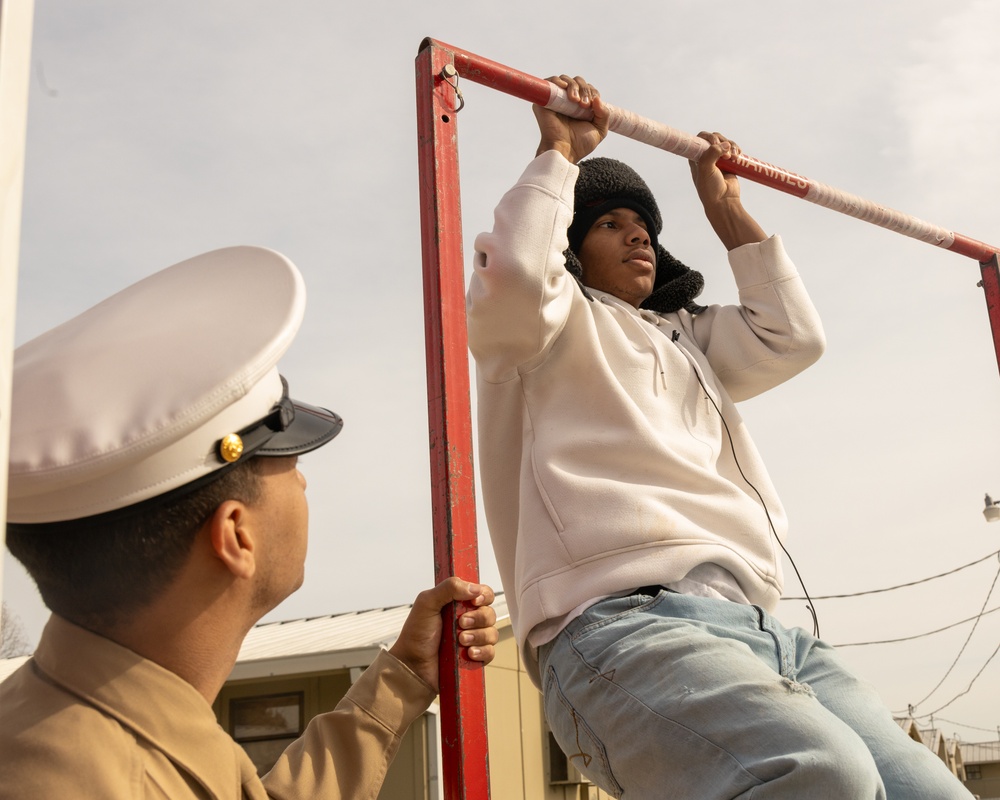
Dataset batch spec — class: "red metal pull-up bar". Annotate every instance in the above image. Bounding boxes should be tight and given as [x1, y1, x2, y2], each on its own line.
[415, 42, 489, 800]
[415, 37, 1000, 799]
[438, 38, 1000, 264]
[427, 38, 1000, 377]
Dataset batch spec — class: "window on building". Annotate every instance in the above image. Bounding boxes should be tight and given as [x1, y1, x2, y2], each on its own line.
[548, 731, 570, 783]
[546, 729, 591, 786]
[965, 764, 982, 780]
[230, 692, 304, 775]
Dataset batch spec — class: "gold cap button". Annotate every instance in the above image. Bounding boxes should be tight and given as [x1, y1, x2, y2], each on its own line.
[219, 433, 244, 463]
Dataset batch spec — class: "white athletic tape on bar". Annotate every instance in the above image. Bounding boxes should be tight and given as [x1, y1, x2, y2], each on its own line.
[545, 81, 968, 254]
[546, 84, 707, 161]
[804, 182, 955, 247]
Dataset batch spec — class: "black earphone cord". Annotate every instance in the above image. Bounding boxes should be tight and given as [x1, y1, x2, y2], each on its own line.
[686, 356, 821, 639]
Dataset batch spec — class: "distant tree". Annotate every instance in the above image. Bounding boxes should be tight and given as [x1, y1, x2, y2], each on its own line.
[1, 602, 32, 658]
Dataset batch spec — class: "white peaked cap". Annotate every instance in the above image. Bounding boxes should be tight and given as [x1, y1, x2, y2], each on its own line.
[7, 246, 342, 524]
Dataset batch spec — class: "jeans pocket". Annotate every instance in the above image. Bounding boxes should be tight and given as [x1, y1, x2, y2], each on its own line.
[543, 664, 624, 798]
[570, 590, 665, 645]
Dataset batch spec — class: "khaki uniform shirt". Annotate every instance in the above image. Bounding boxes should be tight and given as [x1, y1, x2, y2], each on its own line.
[0, 615, 435, 799]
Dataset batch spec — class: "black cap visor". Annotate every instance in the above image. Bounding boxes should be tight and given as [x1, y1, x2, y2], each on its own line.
[218, 375, 342, 464]
[255, 398, 343, 457]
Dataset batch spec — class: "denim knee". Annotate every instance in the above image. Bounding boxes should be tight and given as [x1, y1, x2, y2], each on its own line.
[773, 733, 885, 799]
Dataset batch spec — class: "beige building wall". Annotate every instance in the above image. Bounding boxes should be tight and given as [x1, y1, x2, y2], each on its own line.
[216, 670, 430, 800]
[963, 759, 1000, 798]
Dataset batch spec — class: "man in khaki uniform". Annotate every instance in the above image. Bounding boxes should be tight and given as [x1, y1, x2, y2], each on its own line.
[0, 246, 498, 799]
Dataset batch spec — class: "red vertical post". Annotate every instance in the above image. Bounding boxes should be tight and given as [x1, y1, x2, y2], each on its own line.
[979, 254, 1000, 378]
[415, 40, 491, 799]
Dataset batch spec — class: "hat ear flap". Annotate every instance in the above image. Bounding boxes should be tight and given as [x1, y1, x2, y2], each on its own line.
[639, 246, 705, 314]
[563, 248, 595, 302]
[653, 245, 691, 285]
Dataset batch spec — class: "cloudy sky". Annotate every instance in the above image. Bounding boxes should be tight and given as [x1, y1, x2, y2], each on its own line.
[5, 0, 1000, 741]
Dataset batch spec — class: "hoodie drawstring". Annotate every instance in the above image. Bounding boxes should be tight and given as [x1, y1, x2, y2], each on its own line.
[599, 296, 670, 390]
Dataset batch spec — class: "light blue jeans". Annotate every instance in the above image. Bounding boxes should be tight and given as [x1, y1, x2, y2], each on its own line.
[538, 589, 972, 799]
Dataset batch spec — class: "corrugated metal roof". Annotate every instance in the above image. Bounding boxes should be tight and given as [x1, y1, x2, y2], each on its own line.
[962, 740, 1000, 764]
[237, 593, 510, 663]
[238, 605, 410, 662]
[920, 727, 945, 754]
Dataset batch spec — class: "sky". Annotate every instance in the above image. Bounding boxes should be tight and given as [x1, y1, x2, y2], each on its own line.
[4, 0, 1000, 743]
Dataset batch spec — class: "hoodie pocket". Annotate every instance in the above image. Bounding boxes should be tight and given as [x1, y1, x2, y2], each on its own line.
[530, 444, 565, 532]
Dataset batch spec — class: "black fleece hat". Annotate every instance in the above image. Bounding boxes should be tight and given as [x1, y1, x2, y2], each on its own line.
[565, 157, 705, 314]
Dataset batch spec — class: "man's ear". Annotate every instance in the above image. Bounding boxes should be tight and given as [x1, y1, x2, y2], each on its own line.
[207, 500, 256, 580]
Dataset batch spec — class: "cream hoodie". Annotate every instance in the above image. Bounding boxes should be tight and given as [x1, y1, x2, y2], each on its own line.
[467, 151, 825, 684]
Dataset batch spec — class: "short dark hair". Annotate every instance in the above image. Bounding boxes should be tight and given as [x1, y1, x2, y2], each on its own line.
[6, 458, 265, 631]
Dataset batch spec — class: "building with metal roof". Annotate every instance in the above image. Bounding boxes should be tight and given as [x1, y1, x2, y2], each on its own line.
[228, 594, 509, 681]
[208, 592, 608, 799]
[961, 740, 1000, 799]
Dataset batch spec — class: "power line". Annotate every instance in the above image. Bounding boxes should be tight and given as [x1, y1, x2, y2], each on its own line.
[783, 551, 1000, 729]
[908, 559, 1000, 709]
[834, 603, 1000, 647]
[928, 716, 1000, 737]
[905, 639, 1000, 721]
[807, 551, 1000, 728]
[782, 549, 1000, 601]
